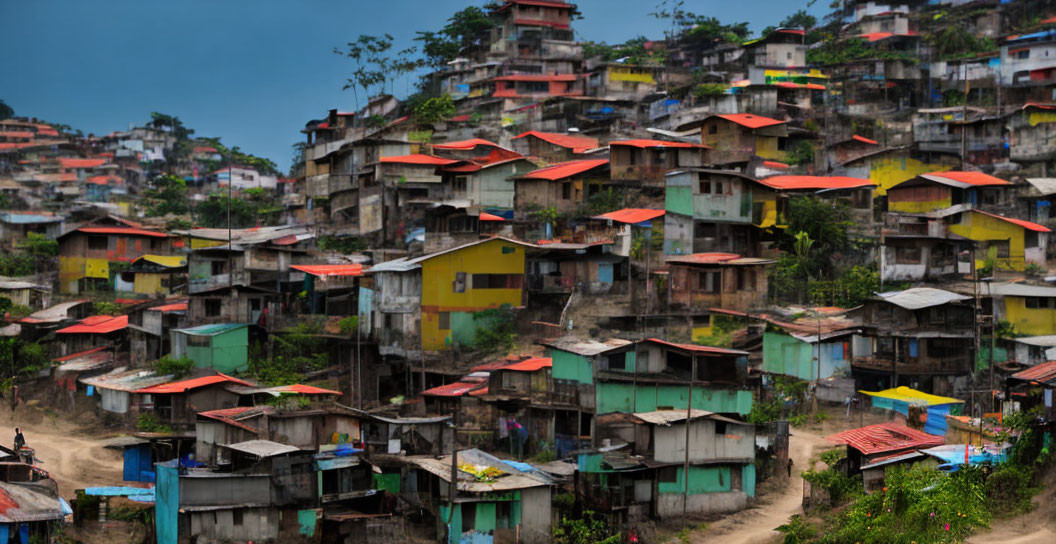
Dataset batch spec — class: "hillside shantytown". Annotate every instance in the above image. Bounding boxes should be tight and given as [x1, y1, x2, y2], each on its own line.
[2, 0, 1056, 543]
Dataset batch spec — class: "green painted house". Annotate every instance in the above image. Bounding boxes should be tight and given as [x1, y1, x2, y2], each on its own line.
[170, 323, 250, 373]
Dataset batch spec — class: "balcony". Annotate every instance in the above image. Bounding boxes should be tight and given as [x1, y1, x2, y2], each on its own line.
[189, 272, 247, 294]
[527, 274, 574, 294]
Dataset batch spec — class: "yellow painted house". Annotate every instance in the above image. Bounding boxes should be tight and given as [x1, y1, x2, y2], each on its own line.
[839, 148, 958, 196]
[417, 237, 530, 351]
[887, 171, 1012, 214]
[947, 209, 1049, 272]
[990, 283, 1056, 336]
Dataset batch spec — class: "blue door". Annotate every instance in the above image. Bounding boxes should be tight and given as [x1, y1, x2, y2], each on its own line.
[598, 263, 614, 284]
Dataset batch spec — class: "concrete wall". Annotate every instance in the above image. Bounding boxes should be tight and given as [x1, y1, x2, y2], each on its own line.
[520, 487, 552, 544]
[652, 419, 755, 464]
[186, 507, 278, 542]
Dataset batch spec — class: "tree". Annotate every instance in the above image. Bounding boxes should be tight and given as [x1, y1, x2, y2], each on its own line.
[778, 196, 853, 279]
[0, 100, 12, 121]
[289, 142, 307, 177]
[197, 137, 280, 176]
[781, 10, 817, 30]
[415, 6, 496, 67]
[144, 174, 190, 217]
[196, 195, 258, 228]
[335, 34, 417, 108]
[413, 94, 455, 125]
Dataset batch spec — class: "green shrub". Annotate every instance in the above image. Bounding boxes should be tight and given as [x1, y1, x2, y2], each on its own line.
[552, 511, 620, 544]
[136, 413, 172, 434]
[802, 466, 860, 507]
[338, 316, 359, 335]
[777, 515, 816, 544]
[985, 464, 1036, 517]
[153, 355, 194, 378]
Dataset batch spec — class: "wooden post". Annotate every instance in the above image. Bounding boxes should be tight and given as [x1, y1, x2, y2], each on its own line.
[682, 354, 696, 529]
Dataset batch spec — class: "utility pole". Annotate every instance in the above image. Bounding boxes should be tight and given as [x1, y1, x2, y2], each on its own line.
[971, 246, 980, 416]
[445, 402, 460, 543]
[960, 63, 969, 168]
[988, 280, 995, 414]
[682, 354, 696, 530]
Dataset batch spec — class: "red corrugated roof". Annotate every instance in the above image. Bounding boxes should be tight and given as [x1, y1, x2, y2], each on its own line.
[827, 423, 944, 455]
[762, 160, 789, 169]
[197, 406, 259, 432]
[379, 154, 457, 166]
[53, 346, 108, 362]
[148, 301, 188, 313]
[502, 357, 552, 372]
[758, 175, 874, 190]
[514, 131, 598, 153]
[272, 384, 343, 395]
[480, 212, 506, 222]
[522, 159, 609, 181]
[56, 315, 128, 335]
[76, 227, 170, 238]
[610, 139, 708, 149]
[58, 158, 107, 169]
[1010, 360, 1056, 384]
[644, 338, 749, 356]
[1, 131, 34, 139]
[774, 82, 826, 90]
[86, 175, 122, 186]
[290, 264, 364, 277]
[421, 381, 487, 397]
[134, 373, 251, 394]
[924, 171, 1010, 187]
[666, 253, 742, 265]
[853, 135, 879, 145]
[974, 210, 1051, 233]
[432, 139, 499, 150]
[494, 74, 577, 82]
[715, 113, 785, 129]
[594, 208, 665, 224]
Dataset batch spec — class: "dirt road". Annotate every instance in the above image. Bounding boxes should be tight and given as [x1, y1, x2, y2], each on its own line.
[0, 403, 124, 497]
[688, 427, 827, 544]
[967, 466, 1056, 544]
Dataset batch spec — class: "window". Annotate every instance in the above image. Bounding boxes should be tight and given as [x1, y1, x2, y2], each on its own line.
[1025, 297, 1053, 309]
[438, 312, 451, 330]
[471, 274, 524, 289]
[786, 51, 793, 60]
[88, 236, 107, 251]
[188, 334, 210, 347]
[453, 272, 466, 293]
[211, 261, 226, 275]
[929, 308, 946, 325]
[699, 181, 712, 194]
[204, 298, 222, 317]
[562, 183, 572, 200]
[453, 176, 468, 193]
[697, 271, 721, 293]
[927, 338, 964, 358]
[714, 181, 724, 195]
[606, 353, 626, 371]
[715, 421, 727, 435]
[991, 240, 1010, 259]
[737, 268, 755, 290]
[658, 466, 678, 483]
[1026, 230, 1040, 248]
[1017, 49, 1030, 60]
[709, 124, 718, 135]
[461, 504, 476, 533]
[896, 247, 922, 264]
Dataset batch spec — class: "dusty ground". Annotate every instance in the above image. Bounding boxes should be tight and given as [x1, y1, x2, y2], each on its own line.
[0, 400, 124, 497]
[967, 465, 1056, 544]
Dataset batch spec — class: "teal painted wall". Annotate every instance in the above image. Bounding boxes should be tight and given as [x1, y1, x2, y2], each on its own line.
[762, 331, 850, 381]
[475, 503, 496, 533]
[155, 462, 179, 544]
[595, 382, 753, 415]
[743, 464, 756, 497]
[658, 465, 732, 495]
[552, 349, 593, 384]
[438, 504, 462, 544]
[666, 186, 694, 216]
[186, 327, 249, 373]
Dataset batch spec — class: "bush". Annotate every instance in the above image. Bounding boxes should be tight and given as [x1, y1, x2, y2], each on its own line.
[985, 464, 1036, 517]
[136, 413, 172, 434]
[153, 355, 194, 379]
[802, 466, 860, 507]
[552, 511, 620, 544]
[471, 305, 517, 353]
[777, 515, 816, 544]
[338, 316, 359, 335]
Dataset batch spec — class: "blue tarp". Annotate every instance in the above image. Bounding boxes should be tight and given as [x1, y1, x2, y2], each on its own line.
[84, 486, 155, 498]
[924, 405, 953, 436]
[920, 444, 1008, 471]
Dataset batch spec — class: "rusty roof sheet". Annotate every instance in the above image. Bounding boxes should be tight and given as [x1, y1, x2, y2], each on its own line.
[1010, 360, 1056, 385]
[56, 314, 128, 335]
[714, 113, 786, 129]
[520, 159, 608, 181]
[0, 481, 67, 523]
[631, 409, 745, 427]
[134, 373, 252, 394]
[220, 440, 301, 458]
[79, 368, 173, 392]
[404, 448, 553, 492]
[593, 208, 665, 224]
[540, 336, 632, 356]
[877, 288, 970, 310]
[827, 423, 944, 455]
[513, 131, 598, 152]
[643, 338, 749, 356]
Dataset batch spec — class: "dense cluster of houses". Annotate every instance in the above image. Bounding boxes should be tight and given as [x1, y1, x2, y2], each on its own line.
[2, 0, 1056, 542]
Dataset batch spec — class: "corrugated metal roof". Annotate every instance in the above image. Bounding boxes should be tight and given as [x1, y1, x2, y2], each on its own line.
[987, 283, 1056, 298]
[132, 255, 186, 268]
[593, 208, 665, 224]
[421, 379, 487, 397]
[404, 448, 553, 492]
[134, 373, 252, 394]
[379, 154, 457, 166]
[513, 131, 598, 153]
[1012, 335, 1056, 347]
[758, 175, 874, 191]
[631, 409, 744, 426]
[714, 113, 786, 129]
[876, 288, 970, 310]
[1025, 178, 1056, 195]
[500, 357, 552, 372]
[173, 323, 249, 336]
[920, 171, 1010, 188]
[0, 481, 68, 523]
[643, 338, 749, 356]
[0, 212, 62, 225]
[366, 257, 421, 273]
[610, 139, 708, 149]
[290, 264, 364, 277]
[432, 138, 501, 150]
[1010, 360, 1056, 385]
[974, 210, 1051, 233]
[148, 301, 188, 313]
[74, 227, 169, 238]
[860, 386, 964, 407]
[79, 368, 173, 392]
[220, 440, 301, 458]
[56, 314, 128, 334]
[520, 159, 608, 181]
[827, 423, 944, 455]
[541, 336, 632, 356]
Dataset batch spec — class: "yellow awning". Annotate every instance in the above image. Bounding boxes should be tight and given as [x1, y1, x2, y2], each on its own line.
[756, 209, 777, 228]
[135, 255, 187, 268]
[859, 386, 964, 406]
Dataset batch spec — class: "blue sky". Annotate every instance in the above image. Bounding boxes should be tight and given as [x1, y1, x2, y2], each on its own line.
[0, 0, 825, 171]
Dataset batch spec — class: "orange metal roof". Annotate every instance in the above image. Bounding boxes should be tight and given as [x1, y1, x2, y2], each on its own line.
[715, 113, 785, 129]
[197, 406, 260, 432]
[76, 226, 169, 238]
[290, 264, 364, 277]
[974, 210, 1051, 233]
[86, 175, 122, 186]
[501, 357, 552, 372]
[758, 175, 874, 190]
[827, 423, 944, 455]
[379, 154, 457, 166]
[644, 338, 749, 356]
[272, 384, 343, 395]
[432, 139, 499, 150]
[148, 301, 188, 313]
[522, 159, 609, 181]
[594, 208, 665, 224]
[853, 135, 879, 145]
[762, 160, 789, 169]
[58, 158, 107, 169]
[479, 212, 506, 222]
[513, 131, 598, 153]
[56, 315, 128, 334]
[610, 139, 708, 149]
[1010, 361, 1056, 384]
[774, 82, 826, 90]
[134, 373, 252, 394]
[421, 380, 487, 397]
[53, 346, 109, 362]
[923, 171, 1010, 187]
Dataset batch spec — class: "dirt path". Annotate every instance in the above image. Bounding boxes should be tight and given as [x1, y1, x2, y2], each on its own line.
[0, 403, 124, 497]
[967, 466, 1056, 544]
[687, 427, 827, 544]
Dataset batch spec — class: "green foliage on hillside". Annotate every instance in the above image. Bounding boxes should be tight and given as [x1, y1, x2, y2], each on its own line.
[806, 38, 919, 66]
